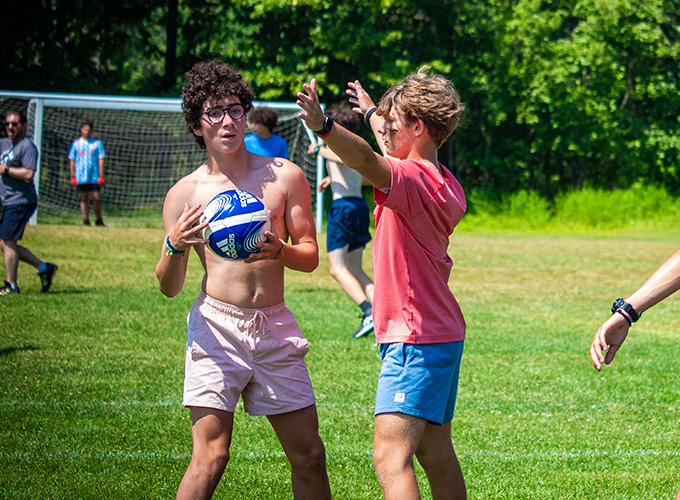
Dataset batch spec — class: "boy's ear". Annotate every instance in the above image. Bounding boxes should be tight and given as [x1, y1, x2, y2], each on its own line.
[193, 125, 204, 137]
[413, 119, 426, 137]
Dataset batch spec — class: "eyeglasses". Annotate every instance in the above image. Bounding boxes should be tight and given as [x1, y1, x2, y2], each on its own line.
[202, 104, 245, 124]
[5, 122, 19, 127]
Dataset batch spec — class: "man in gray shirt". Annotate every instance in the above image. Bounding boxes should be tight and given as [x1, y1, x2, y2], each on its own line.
[0, 111, 57, 295]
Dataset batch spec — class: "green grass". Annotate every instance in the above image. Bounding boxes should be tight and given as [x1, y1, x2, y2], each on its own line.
[1, 223, 680, 499]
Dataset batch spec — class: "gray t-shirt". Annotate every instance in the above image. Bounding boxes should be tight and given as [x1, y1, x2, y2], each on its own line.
[0, 137, 38, 206]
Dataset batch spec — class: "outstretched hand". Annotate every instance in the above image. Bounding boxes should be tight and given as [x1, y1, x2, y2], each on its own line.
[168, 202, 209, 253]
[297, 79, 326, 131]
[346, 80, 376, 116]
[589, 312, 631, 371]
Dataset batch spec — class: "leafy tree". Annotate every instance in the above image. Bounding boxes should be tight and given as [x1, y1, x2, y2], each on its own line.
[4, 0, 680, 197]
[1, 0, 169, 94]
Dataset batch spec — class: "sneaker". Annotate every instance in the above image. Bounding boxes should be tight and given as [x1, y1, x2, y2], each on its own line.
[83, 219, 91, 226]
[353, 313, 374, 339]
[0, 281, 19, 295]
[38, 263, 58, 293]
[95, 218, 105, 227]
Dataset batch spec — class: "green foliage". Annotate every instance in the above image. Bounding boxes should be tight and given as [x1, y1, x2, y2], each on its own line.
[4, 0, 680, 197]
[462, 184, 680, 231]
[0, 0, 168, 95]
[553, 184, 680, 228]
[452, 0, 680, 197]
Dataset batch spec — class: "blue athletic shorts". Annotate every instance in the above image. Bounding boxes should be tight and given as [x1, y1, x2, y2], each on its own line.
[326, 196, 371, 252]
[375, 341, 464, 425]
[0, 203, 36, 241]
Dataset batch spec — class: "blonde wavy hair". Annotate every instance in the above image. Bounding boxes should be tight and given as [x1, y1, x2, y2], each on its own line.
[377, 66, 464, 148]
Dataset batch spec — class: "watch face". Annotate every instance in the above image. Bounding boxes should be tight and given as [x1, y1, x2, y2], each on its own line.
[612, 298, 625, 313]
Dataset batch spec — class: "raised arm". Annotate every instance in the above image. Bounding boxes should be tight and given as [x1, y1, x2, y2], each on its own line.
[590, 248, 680, 370]
[309, 142, 343, 164]
[347, 80, 387, 156]
[297, 79, 392, 191]
[155, 186, 209, 298]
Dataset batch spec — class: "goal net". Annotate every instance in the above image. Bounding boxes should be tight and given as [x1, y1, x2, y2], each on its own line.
[0, 92, 325, 230]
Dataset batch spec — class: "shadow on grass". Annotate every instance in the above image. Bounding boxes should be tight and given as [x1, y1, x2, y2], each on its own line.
[0, 345, 39, 357]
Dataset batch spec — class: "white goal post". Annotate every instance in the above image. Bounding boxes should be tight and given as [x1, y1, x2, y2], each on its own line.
[0, 91, 327, 232]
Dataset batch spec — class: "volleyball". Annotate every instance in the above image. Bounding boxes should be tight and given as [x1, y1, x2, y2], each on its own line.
[201, 189, 271, 260]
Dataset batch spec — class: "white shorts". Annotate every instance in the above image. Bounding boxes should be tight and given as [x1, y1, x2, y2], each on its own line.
[183, 292, 316, 416]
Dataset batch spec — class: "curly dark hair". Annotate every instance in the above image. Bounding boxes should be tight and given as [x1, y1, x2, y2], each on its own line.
[248, 107, 279, 131]
[181, 59, 255, 149]
[326, 104, 360, 134]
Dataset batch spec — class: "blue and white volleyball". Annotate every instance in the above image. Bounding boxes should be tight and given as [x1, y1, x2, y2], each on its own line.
[201, 190, 271, 260]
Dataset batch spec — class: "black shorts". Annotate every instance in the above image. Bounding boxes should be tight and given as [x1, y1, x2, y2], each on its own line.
[77, 183, 100, 193]
[0, 203, 37, 241]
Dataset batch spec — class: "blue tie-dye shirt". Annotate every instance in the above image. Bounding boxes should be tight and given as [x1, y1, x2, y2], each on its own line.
[68, 137, 106, 185]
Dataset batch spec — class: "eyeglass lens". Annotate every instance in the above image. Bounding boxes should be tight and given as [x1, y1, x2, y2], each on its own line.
[5, 122, 19, 127]
[205, 105, 245, 123]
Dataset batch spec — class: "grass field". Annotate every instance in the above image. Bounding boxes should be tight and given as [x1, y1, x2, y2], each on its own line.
[1, 223, 679, 499]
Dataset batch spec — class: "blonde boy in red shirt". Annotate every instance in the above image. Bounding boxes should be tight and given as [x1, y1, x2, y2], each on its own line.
[297, 68, 467, 500]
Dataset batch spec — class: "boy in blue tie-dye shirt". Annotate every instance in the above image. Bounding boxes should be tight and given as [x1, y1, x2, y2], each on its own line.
[68, 120, 106, 226]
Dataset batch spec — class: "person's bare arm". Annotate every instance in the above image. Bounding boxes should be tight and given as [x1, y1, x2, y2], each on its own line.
[347, 80, 388, 156]
[1, 165, 34, 182]
[590, 248, 680, 370]
[310, 142, 343, 163]
[155, 185, 209, 298]
[98, 157, 105, 185]
[297, 79, 391, 190]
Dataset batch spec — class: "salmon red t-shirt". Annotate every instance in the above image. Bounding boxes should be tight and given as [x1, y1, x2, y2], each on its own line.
[372, 158, 466, 344]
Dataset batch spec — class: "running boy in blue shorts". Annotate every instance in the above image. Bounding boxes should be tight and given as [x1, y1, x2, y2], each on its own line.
[298, 68, 467, 499]
[310, 104, 375, 339]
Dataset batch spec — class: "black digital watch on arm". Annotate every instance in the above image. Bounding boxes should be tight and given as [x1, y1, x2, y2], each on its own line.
[611, 298, 641, 323]
[314, 114, 334, 139]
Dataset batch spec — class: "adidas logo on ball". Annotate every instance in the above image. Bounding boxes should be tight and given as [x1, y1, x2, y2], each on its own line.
[201, 189, 271, 260]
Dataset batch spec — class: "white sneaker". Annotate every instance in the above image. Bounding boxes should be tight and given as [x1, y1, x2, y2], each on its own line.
[353, 314, 374, 338]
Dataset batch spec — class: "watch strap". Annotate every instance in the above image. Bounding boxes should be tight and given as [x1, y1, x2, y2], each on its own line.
[315, 114, 334, 139]
[611, 298, 640, 322]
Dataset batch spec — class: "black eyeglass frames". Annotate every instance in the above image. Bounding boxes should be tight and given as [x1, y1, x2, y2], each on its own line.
[202, 104, 246, 124]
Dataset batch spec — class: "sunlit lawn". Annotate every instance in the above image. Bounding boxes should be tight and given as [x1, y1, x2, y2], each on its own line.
[1, 223, 678, 499]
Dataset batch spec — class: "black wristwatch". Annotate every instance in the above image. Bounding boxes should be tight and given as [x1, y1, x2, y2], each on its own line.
[3, 166, 9, 176]
[314, 114, 334, 139]
[612, 298, 641, 322]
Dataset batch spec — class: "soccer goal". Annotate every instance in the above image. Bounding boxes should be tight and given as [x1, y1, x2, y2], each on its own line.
[0, 91, 326, 231]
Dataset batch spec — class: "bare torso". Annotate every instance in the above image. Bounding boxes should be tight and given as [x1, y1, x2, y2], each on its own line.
[327, 160, 363, 200]
[166, 155, 296, 308]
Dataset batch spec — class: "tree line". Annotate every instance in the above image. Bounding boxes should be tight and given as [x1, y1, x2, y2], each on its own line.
[4, 0, 679, 198]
